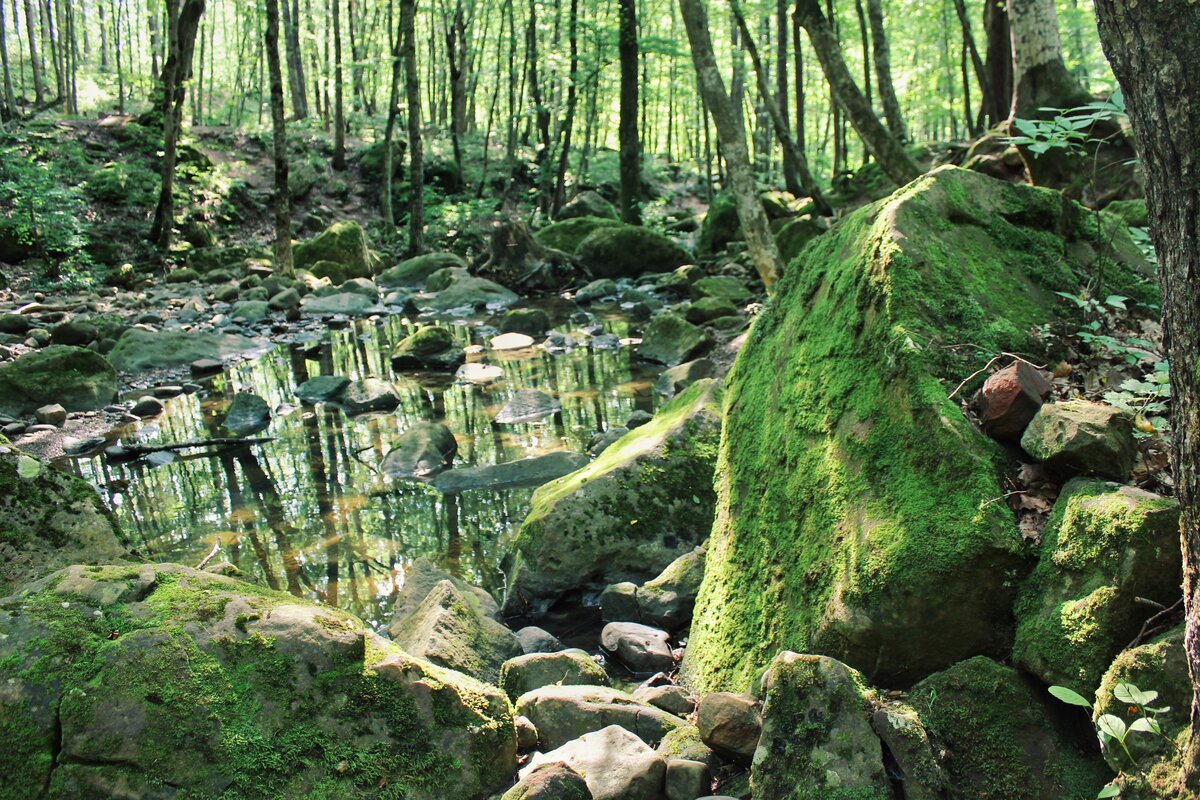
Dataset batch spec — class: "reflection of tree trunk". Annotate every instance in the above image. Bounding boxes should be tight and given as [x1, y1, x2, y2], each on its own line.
[237, 448, 301, 596]
[220, 452, 280, 590]
[445, 492, 461, 576]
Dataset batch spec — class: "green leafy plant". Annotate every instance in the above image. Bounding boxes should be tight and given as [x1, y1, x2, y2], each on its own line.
[1008, 93, 1128, 158]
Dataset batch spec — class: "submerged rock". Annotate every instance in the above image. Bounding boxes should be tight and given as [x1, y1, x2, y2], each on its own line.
[381, 421, 458, 478]
[0, 563, 516, 800]
[0, 345, 117, 416]
[341, 378, 401, 414]
[502, 379, 722, 615]
[294, 374, 350, 404]
[391, 326, 464, 371]
[494, 389, 561, 424]
[683, 166, 1155, 691]
[220, 392, 271, 436]
[431, 452, 589, 494]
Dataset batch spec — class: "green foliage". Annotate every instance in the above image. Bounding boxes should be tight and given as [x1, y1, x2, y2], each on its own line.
[1008, 94, 1129, 157]
[87, 160, 160, 206]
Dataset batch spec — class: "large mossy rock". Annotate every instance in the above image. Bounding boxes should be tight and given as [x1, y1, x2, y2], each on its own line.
[696, 192, 741, 257]
[1013, 479, 1180, 691]
[535, 216, 623, 256]
[502, 379, 723, 615]
[379, 252, 468, 288]
[0, 563, 516, 800]
[0, 345, 117, 416]
[0, 446, 128, 595]
[415, 268, 519, 312]
[293, 220, 379, 279]
[107, 329, 265, 372]
[575, 224, 691, 279]
[558, 190, 619, 222]
[909, 656, 1107, 800]
[683, 166, 1156, 692]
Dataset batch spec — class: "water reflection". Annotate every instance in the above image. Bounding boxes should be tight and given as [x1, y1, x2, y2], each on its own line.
[71, 307, 660, 629]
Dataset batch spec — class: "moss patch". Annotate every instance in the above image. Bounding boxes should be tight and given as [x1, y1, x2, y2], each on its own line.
[0, 345, 117, 417]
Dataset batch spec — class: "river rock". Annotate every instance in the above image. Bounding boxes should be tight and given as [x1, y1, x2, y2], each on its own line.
[455, 362, 505, 385]
[1021, 399, 1138, 480]
[491, 332, 537, 351]
[750, 652, 889, 799]
[870, 704, 947, 800]
[503, 762, 592, 800]
[576, 223, 691, 279]
[654, 358, 718, 398]
[600, 622, 675, 673]
[341, 378, 401, 414]
[293, 220, 379, 278]
[130, 395, 165, 417]
[1013, 479, 1181, 690]
[108, 329, 265, 371]
[601, 546, 706, 630]
[697, 692, 761, 763]
[294, 374, 350, 404]
[431, 452, 589, 494]
[381, 421, 458, 478]
[522, 726, 665, 800]
[34, 403, 67, 427]
[633, 685, 696, 717]
[686, 297, 739, 324]
[517, 626, 566, 654]
[301, 291, 377, 316]
[503, 379, 722, 615]
[494, 389, 561, 424]
[691, 276, 751, 303]
[221, 392, 271, 435]
[516, 685, 688, 750]
[657, 725, 717, 767]
[974, 360, 1053, 441]
[500, 649, 610, 699]
[379, 252, 468, 287]
[415, 267, 518, 312]
[339, 277, 379, 298]
[0, 345, 117, 416]
[390, 556, 503, 625]
[391, 326, 464, 370]
[500, 309, 552, 337]
[50, 320, 99, 346]
[0, 563, 515, 800]
[638, 312, 709, 366]
[268, 287, 301, 311]
[231, 300, 270, 321]
[665, 759, 709, 800]
[575, 278, 619, 303]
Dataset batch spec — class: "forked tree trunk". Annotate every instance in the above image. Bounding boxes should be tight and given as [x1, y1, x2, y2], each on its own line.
[265, 0, 293, 275]
[400, 0, 423, 255]
[1093, 3, 1200, 794]
[679, 0, 782, 290]
[617, 0, 641, 225]
[795, 0, 920, 186]
[1007, 0, 1089, 119]
[865, 0, 905, 140]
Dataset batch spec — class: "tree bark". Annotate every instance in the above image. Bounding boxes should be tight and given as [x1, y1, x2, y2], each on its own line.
[280, 0, 307, 119]
[617, 0, 641, 224]
[865, 0, 905, 140]
[1007, 0, 1089, 118]
[381, 3, 401, 227]
[400, 0, 423, 255]
[265, 0, 293, 275]
[551, 0, 579, 216]
[22, 0, 41, 104]
[795, 0, 919, 186]
[0, 0, 16, 118]
[1093, 3, 1200, 793]
[950, 0, 989, 133]
[679, 0, 782, 290]
[331, 0, 345, 169]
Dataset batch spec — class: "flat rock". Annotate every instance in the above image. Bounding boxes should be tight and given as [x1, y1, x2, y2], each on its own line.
[431, 452, 589, 493]
[500, 649, 610, 700]
[516, 685, 687, 750]
[381, 421, 458, 478]
[600, 622, 676, 673]
[494, 389, 560, 424]
[294, 375, 350, 404]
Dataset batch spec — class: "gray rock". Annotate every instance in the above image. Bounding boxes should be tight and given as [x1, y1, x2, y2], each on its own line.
[665, 759, 710, 800]
[517, 626, 566, 655]
[601, 546, 706, 631]
[697, 692, 761, 763]
[391, 557, 501, 627]
[1021, 399, 1137, 480]
[522, 726, 662, 800]
[381, 421, 458, 478]
[339, 277, 379, 298]
[431, 452, 589, 494]
[294, 375, 350, 404]
[341, 378, 401, 414]
[575, 279, 619, 304]
[130, 396, 165, 418]
[268, 287, 301, 311]
[221, 393, 271, 436]
[301, 291, 377, 316]
[638, 312, 710, 366]
[0, 345, 117, 417]
[108, 329, 264, 372]
[231, 300, 271, 321]
[501, 649, 610, 699]
[633, 685, 696, 717]
[503, 761, 592, 800]
[416, 268, 518, 312]
[35, 403, 67, 427]
[379, 253, 468, 288]
[391, 326, 464, 371]
[515, 715, 541, 752]
[586, 426, 629, 456]
[516, 685, 688, 750]
[600, 622, 675, 673]
[501, 308, 553, 337]
[495, 389, 561, 424]
[657, 725, 716, 768]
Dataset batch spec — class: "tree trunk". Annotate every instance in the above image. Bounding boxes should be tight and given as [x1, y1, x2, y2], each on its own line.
[982, 0, 1010, 127]
[22, 0, 41, 104]
[795, 0, 919, 186]
[1007, 0, 1089, 118]
[865, 0, 905, 140]
[265, 0, 293, 275]
[775, 0, 800, 194]
[679, 0, 782, 290]
[950, 0, 989, 133]
[331, 0, 345, 169]
[148, 0, 161, 79]
[792, 9, 805, 153]
[731, 0, 829, 214]
[551, 0, 579, 216]
[149, 0, 205, 250]
[1093, 4, 1200, 793]
[617, 0, 640, 224]
[0, 0, 15, 118]
[400, 0, 423, 255]
[279, 0, 307, 119]
[381, 3, 401, 227]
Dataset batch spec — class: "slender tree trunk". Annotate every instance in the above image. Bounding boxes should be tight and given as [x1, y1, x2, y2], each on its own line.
[950, 0, 989, 133]
[148, 0, 160, 79]
[279, 0, 306, 119]
[266, 0, 293, 276]
[400, 0, 423, 255]
[982, 0, 1010, 126]
[0, 0, 16, 117]
[444, 0, 465, 179]
[792, 9, 805, 153]
[774, 0, 801, 194]
[551, 0, 579, 216]
[331, 0, 345, 168]
[22, 0, 41, 104]
[796, 0, 919, 185]
[1093, 4, 1200, 794]
[381, 0, 401, 227]
[731, 0, 829, 213]
[1007, 0, 1089, 118]
[865, 0, 906, 140]
[617, 0, 640, 224]
[113, 0, 123, 112]
[679, 0, 782, 290]
[150, 0, 206, 250]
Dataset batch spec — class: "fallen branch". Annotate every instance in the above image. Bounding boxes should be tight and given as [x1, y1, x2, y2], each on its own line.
[1128, 596, 1184, 649]
[196, 540, 222, 570]
[106, 437, 274, 461]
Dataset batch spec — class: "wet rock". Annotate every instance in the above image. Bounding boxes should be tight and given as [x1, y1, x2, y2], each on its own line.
[503, 380, 722, 615]
[341, 378, 401, 414]
[130, 396, 164, 418]
[601, 546, 706, 631]
[750, 653, 889, 799]
[686, 297, 739, 324]
[495, 389, 561, 424]
[575, 278, 619, 303]
[691, 276, 751, 303]
[0, 564, 515, 800]
[654, 358, 718, 398]
[34, 403, 67, 427]
[0, 346, 117, 417]
[517, 626, 566, 655]
[300, 291, 377, 316]
[576, 224, 691, 280]
[501, 649, 610, 699]
[522, 726, 664, 800]
[416, 267, 519, 312]
[379, 252, 468, 287]
[697, 692, 761, 763]
[517, 685, 687, 750]
[1013, 479, 1181, 689]
[558, 190, 618, 221]
[503, 761, 592, 800]
[231, 300, 271, 321]
[638, 312, 709, 366]
[455, 362, 505, 385]
[501, 308, 552, 337]
[974, 360, 1053, 441]
[665, 759, 709, 800]
[109, 329, 264, 372]
[389, 578, 522, 684]
[391, 326, 464, 370]
[294, 375, 350, 404]
[381, 421, 458, 478]
[221, 393, 271, 436]
[268, 287, 301, 311]
[491, 332, 537, 351]
[293, 220, 379, 279]
[633, 685, 696, 717]
[1021, 399, 1137, 480]
[431, 452, 589, 494]
[586, 425, 629, 456]
[50, 320, 99, 347]
[600, 621, 675, 673]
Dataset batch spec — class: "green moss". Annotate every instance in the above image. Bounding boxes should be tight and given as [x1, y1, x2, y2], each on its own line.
[0, 345, 117, 417]
[697, 192, 741, 256]
[293, 221, 379, 279]
[535, 216, 622, 255]
[683, 167, 1157, 693]
[575, 223, 691, 279]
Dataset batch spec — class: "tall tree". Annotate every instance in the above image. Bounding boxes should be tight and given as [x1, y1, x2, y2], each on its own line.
[679, 0, 782, 289]
[1007, 0, 1089, 118]
[617, 0, 640, 225]
[795, 0, 920, 185]
[381, 1, 402, 227]
[22, 0, 42, 104]
[865, 0, 906, 140]
[331, 0, 345, 169]
[149, 0, 206, 250]
[400, 0, 423, 254]
[280, 0, 308, 119]
[0, 0, 15, 118]
[1093, 3, 1200, 793]
[265, 0, 293, 275]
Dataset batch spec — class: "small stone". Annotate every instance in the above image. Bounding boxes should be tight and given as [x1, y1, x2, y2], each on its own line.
[625, 410, 654, 429]
[600, 622, 675, 674]
[221, 393, 271, 435]
[520, 725, 666, 800]
[633, 685, 696, 717]
[455, 362, 505, 385]
[130, 396, 164, 418]
[697, 692, 761, 763]
[34, 404, 67, 427]
[665, 759, 710, 800]
[491, 332, 536, 351]
[190, 358, 223, 377]
[515, 715, 541, 752]
[152, 385, 184, 398]
[517, 626, 565, 655]
[974, 360, 1052, 442]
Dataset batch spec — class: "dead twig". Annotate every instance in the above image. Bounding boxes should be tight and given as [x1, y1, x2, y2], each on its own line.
[195, 540, 222, 571]
[948, 352, 1048, 401]
[1128, 596, 1184, 649]
[107, 437, 274, 461]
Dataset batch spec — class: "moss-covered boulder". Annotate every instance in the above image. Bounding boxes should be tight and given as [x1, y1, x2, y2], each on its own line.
[0, 345, 117, 417]
[558, 190, 619, 222]
[500, 649, 610, 700]
[412, 267, 519, 312]
[696, 192, 741, 257]
[535, 216, 623, 256]
[1105, 199, 1149, 228]
[391, 326, 464, 371]
[575, 224, 690, 279]
[637, 312, 710, 367]
[502, 379, 723, 616]
[0, 563, 517, 800]
[379, 252, 468, 288]
[750, 653, 889, 800]
[774, 217, 826, 264]
[682, 166, 1155, 692]
[108, 329, 265, 372]
[359, 138, 406, 179]
[1013, 479, 1180, 691]
[910, 656, 1108, 800]
[0, 446, 128, 596]
[293, 220, 379, 279]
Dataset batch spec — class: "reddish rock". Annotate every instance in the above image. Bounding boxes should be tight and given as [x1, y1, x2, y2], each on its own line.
[974, 361, 1052, 442]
